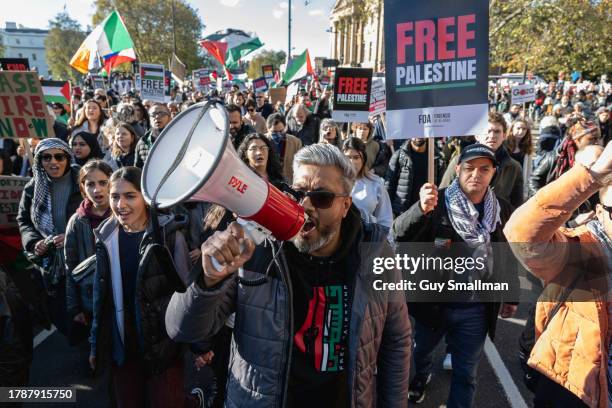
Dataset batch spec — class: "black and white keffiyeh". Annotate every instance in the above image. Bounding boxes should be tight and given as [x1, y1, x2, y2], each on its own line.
[445, 179, 501, 275]
[31, 138, 74, 237]
[586, 220, 612, 270]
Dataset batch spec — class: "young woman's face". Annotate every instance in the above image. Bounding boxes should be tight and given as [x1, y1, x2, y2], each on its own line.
[110, 179, 148, 229]
[115, 127, 133, 153]
[512, 122, 528, 139]
[354, 123, 370, 141]
[85, 102, 101, 121]
[246, 139, 269, 170]
[72, 136, 91, 159]
[83, 169, 110, 209]
[321, 125, 337, 144]
[344, 148, 364, 176]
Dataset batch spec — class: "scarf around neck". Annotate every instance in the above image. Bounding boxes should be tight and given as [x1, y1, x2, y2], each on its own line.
[445, 179, 501, 276]
[31, 138, 75, 237]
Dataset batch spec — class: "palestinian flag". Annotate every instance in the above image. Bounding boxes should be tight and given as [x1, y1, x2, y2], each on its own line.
[140, 65, 164, 81]
[70, 10, 136, 74]
[200, 29, 263, 80]
[41, 80, 71, 105]
[282, 49, 314, 85]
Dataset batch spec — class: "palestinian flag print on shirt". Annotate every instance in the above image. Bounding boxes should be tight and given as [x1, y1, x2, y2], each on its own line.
[294, 285, 349, 372]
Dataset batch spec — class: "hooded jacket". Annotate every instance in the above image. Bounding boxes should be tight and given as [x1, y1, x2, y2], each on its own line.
[165, 206, 411, 407]
[89, 215, 190, 375]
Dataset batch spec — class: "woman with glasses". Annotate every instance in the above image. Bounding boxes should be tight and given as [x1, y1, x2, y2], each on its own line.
[318, 118, 343, 149]
[17, 138, 82, 336]
[342, 137, 393, 232]
[242, 99, 267, 134]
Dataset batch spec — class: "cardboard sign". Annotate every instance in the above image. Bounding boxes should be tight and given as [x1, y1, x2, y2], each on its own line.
[91, 74, 106, 90]
[384, 0, 489, 138]
[192, 69, 211, 92]
[253, 77, 269, 93]
[0, 58, 30, 71]
[139, 63, 165, 102]
[269, 87, 287, 106]
[0, 176, 30, 228]
[0, 71, 55, 138]
[262, 65, 274, 80]
[332, 67, 373, 123]
[369, 76, 386, 117]
[510, 83, 536, 105]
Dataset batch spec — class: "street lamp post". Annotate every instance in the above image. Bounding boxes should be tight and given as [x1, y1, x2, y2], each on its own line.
[287, 0, 292, 64]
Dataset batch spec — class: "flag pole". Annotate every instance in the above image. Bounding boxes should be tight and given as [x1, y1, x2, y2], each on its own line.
[171, 0, 177, 55]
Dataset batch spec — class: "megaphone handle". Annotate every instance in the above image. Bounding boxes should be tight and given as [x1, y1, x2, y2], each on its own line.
[210, 242, 246, 272]
[208, 222, 266, 272]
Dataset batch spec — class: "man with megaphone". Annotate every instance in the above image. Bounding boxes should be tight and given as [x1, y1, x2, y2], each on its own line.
[165, 144, 411, 407]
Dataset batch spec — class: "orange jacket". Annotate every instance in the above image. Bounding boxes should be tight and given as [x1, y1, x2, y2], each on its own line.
[504, 164, 609, 407]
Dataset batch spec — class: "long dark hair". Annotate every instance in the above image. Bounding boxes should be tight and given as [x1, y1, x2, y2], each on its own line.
[237, 133, 285, 183]
[110, 166, 142, 192]
[111, 122, 138, 157]
[78, 159, 113, 199]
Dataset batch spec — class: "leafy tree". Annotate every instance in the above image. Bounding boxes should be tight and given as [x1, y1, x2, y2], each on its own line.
[0, 34, 5, 57]
[246, 50, 286, 79]
[45, 12, 86, 81]
[489, 0, 612, 80]
[93, 0, 205, 71]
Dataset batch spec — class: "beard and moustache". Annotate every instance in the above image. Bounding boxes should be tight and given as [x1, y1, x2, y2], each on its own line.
[291, 217, 339, 254]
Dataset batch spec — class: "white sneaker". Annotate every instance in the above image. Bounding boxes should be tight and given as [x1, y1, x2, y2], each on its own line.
[442, 353, 452, 370]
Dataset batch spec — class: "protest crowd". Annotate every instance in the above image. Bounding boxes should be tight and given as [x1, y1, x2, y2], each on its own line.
[0, 6, 611, 408]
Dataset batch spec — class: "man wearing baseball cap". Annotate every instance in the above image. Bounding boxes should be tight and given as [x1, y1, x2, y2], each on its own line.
[394, 143, 518, 406]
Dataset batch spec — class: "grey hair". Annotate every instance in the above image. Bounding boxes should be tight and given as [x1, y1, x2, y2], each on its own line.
[292, 144, 356, 193]
[293, 103, 310, 117]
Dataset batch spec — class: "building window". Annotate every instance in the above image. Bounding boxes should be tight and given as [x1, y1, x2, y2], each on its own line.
[18, 53, 23, 58]
[15, 38, 20, 45]
[32, 53, 37, 61]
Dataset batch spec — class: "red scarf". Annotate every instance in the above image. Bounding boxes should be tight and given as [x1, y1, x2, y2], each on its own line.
[553, 137, 578, 180]
[76, 200, 111, 229]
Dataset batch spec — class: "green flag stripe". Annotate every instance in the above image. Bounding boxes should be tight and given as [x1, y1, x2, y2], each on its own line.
[103, 11, 134, 52]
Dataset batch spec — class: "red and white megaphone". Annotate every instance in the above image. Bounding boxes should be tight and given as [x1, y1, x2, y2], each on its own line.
[142, 101, 305, 242]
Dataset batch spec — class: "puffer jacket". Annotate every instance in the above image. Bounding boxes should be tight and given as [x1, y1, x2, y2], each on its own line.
[385, 141, 443, 217]
[64, 210, 100, 316]
[165, 208, 412, 407]
[16, 167, 82, 252]
[90, 215, 190, 375]
[504, 165, 609, 407]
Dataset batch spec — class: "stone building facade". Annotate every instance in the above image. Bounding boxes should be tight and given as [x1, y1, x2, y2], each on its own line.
[329, 0, 384, 72]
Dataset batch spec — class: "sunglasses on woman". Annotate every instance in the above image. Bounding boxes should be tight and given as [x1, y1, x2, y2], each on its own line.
[41, 153, 68, 162]
[293, 189, 349, 209]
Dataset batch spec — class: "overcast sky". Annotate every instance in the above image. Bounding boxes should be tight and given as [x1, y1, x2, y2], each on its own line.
[1, 0, 337, 58]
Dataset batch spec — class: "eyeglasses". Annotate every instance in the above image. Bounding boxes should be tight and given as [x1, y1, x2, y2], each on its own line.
[256, 96, 264, 99]
[247, 146, 269, 152]
[150, 111, 169, 118]
[603, 204, 612, 221]
[42, 153, 68, 162]
[293, 189, 349, 209]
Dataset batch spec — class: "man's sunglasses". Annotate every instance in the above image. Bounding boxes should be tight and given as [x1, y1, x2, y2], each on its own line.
[42, 153, 68, 162]
[294, 189, 349, 209]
